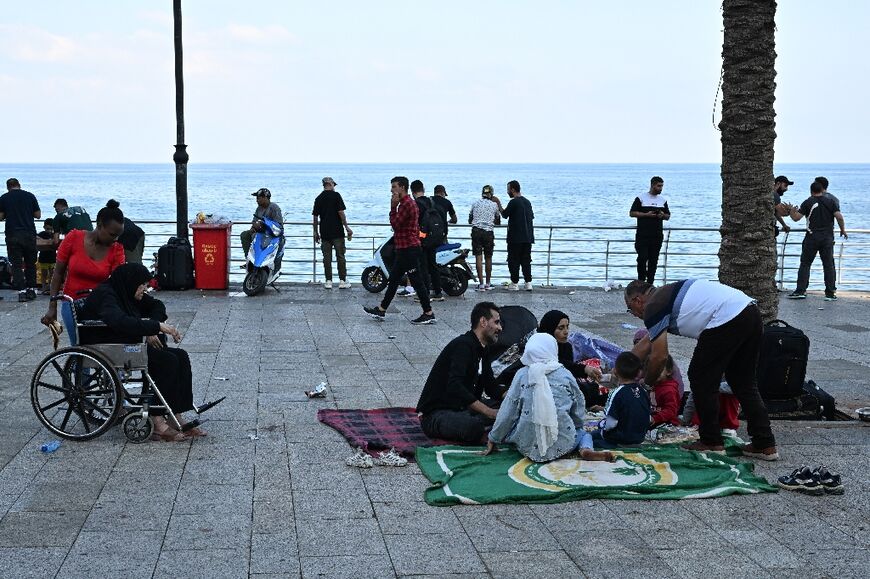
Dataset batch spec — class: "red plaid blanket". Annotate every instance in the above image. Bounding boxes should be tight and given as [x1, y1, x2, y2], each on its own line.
[317, 407, 452, 460]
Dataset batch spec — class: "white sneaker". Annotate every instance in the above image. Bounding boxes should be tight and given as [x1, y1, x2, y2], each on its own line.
[323, 280, 333, 289]
[373, 448, 408, 467]
[721, 428, 738, 439]
[338, 280, 351, 289]
[345, 448, 373, 468]
[506, 283, 519, 291]
[475, 284, 486, 292]
[524, 282, 533, 291]
[484, 284, 494, 291]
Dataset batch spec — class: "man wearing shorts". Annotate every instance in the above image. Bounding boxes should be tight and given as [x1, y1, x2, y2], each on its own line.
[468, 185, 500, 291]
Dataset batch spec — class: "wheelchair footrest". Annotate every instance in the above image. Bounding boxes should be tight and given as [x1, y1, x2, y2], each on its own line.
[194, 396, 225, 415]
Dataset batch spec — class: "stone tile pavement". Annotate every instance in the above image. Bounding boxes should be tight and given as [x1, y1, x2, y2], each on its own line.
[1, 284, 868, 578]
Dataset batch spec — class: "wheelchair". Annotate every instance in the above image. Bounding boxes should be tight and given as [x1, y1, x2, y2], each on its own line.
[30, 296, 223, 443]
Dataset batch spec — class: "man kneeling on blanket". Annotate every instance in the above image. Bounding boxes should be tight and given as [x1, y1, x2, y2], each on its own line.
[484, 333, 615, 462]
[417, 301, 507, 444]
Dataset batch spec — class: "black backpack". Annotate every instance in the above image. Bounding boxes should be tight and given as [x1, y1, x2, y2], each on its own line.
[419, 197, 447, 249]
[757, 319, 809, 400]
[156, 237, 195, 290]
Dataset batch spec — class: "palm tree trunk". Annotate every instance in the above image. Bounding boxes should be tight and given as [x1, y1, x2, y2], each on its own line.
[718, 0, 778, 321]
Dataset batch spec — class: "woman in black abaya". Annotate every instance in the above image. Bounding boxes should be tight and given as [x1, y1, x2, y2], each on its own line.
[79, 263, 205, 441]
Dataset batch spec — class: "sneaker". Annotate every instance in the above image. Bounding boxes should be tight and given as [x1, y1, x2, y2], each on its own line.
[411, 313, 436, 325]
[430, 292, 445, 302]
[681, 441, 726, 455]
[323, 280, 333, 289]
[373, 448, 408, 467]
[524, 282, 533, 291]
[824, 292, 838, 301]
[397, 288, 415, 297]
[787, 292, 806, 299]
[812, 466, 844, 495]
[475, 284, 486, 292]
[721, 428, 738, 439]
[506, 283, 519, 291]
[484, 284, 494, 291]
[777, 466, 823, 495]
[338, 280, 351, 289]
[363, 306, 386, 321]
[345, 448, 374, 468]
[741, 443, 780, 461]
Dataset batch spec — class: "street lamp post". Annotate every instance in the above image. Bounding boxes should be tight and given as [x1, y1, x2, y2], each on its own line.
[173, 0, 189, 240]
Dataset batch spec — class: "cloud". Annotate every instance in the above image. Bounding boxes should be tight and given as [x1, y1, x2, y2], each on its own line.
[0, 25, 78, 62]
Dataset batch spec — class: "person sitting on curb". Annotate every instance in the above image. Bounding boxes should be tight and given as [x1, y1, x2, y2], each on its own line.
[484, 333, 614, 462]
[416, 302, 505, 444]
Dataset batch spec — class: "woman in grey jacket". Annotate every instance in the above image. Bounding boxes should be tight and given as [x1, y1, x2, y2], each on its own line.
[484, 333, 614, 463]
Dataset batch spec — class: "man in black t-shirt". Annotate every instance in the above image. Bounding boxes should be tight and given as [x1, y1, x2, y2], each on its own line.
[492, 180, 534, 290]
[312, 177, 353, 289]
[432, 185, 457, 239]
[0, 178, 41, 295]
[629, 176, 670, 284]
[412, 180, 445, 300]
[783, 180, 847, 300]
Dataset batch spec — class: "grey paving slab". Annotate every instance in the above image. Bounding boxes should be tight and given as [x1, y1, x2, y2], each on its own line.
[2, 286, 870, 577]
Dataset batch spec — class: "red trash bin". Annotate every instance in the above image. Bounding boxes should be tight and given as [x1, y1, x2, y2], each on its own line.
[190, 223, 233, 290]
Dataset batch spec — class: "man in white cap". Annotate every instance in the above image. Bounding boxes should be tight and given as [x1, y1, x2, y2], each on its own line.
[312, 177, 353, 289]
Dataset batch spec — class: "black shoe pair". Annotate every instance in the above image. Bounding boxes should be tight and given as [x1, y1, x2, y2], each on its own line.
[777, 465, 843, 495]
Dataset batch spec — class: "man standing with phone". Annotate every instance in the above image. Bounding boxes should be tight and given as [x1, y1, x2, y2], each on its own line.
[630, 176, 670, 284]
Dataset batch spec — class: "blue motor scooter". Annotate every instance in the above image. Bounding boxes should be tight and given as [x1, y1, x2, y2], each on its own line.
[243, 217, 284, 296]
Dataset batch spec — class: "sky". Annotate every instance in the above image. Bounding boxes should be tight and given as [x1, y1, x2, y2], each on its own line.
[1, 1, 868, 164]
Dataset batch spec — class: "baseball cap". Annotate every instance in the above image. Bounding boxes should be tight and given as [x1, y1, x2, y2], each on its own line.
[482, 184, 494, 196]
[774, 175, 794, 185]
[322, 177, 337, 186]
[252, 188, 271, 198]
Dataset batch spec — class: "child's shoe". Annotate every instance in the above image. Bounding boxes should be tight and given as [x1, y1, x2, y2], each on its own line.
[373, 448, 408, 467]
[345, 447, 374, 468]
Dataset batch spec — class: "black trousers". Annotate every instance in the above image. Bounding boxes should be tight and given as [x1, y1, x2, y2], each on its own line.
[5, 231, 37, 289]
[687, 304, 775, 448]
[381, 246, 431, 312]
[506, 242, 532, 283]
[148, 346, 194, 414]
[635, 236, 663, 284]
[795, 233, 836, 294]
[420, 246, 442, 294]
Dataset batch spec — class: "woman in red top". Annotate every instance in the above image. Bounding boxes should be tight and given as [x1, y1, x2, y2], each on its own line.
[41, 203, 126, 326]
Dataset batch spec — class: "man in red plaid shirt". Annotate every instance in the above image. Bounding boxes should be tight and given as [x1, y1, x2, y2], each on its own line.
[364, 176, 436, 324]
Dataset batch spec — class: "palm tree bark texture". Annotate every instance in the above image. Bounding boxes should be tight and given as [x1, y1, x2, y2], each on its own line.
[718, 0, 779, 322]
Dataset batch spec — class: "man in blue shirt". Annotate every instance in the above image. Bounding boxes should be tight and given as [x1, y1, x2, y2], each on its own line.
[0, 178, 41, 298]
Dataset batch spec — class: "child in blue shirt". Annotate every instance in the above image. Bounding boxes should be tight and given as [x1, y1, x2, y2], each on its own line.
[592, 351, 651, 448]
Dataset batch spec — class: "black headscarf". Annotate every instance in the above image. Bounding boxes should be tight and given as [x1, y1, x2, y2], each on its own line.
[538, 309, 569, 337]
[106, 263, 152, 316]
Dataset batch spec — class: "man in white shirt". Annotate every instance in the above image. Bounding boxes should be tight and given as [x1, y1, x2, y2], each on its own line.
[468, 185, 500, 291]
[626, 279, 778, 461]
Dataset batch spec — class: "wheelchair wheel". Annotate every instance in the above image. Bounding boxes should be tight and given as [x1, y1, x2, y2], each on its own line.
[121, 413, 153, 444]
[30, 347, 124, 441]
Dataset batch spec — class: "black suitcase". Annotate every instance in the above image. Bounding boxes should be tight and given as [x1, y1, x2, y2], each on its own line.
[757, 319, 809, 400]
[156, 237, 194, 290]
[763, 381, 837, 421]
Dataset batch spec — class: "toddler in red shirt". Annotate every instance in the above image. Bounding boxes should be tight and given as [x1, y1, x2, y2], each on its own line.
[649, 356, 681, 427]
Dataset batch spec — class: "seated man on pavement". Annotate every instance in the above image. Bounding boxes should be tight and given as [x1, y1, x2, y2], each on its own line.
[416, 301, 506, 444]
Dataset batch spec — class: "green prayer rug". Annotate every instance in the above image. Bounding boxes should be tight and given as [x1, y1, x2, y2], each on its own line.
[416, 443, 777, 506]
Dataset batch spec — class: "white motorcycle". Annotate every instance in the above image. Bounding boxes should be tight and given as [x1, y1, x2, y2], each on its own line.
[361, 237, 476, 296]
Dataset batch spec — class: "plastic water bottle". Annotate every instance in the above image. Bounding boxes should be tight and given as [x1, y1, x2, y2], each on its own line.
[40, 440, 61, 453]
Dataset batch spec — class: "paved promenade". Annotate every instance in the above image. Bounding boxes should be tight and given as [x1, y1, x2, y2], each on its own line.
[1, 284, 868, 578]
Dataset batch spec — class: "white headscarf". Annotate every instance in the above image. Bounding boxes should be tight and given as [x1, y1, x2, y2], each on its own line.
[520, 333, 563, 455]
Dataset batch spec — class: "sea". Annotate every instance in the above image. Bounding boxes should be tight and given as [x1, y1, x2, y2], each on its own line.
[2, 163, 869, 289]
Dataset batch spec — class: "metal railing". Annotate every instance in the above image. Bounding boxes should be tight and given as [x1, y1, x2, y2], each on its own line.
[3, 221, 869, 290]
